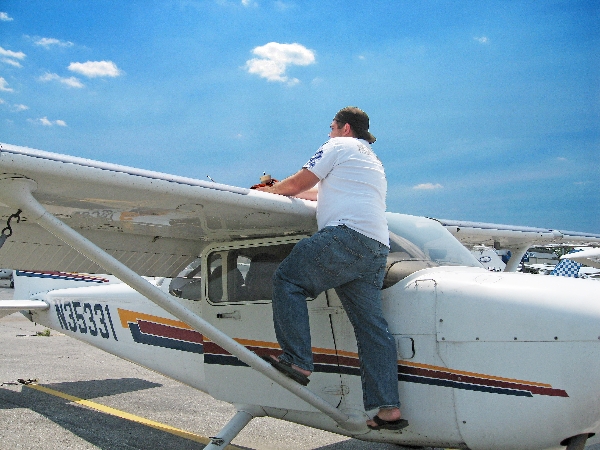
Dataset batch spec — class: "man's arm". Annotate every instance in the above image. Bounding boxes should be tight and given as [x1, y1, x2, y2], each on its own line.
[257, 168, 319, 201]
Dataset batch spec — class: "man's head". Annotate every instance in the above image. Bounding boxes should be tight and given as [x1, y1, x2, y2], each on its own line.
[330, 106, 376, 144]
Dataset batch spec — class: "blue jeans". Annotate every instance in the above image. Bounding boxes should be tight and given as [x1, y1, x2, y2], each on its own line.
[272, 225, 400, 411]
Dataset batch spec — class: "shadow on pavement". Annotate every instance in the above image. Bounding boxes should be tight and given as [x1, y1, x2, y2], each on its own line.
[0, 379, 234, 450]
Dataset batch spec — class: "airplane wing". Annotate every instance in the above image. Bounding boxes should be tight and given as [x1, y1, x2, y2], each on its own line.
[1, 142, 597, 277]
[0, 143, 317, 277]
[437, 219, 600, 248]
[434, 219, 600, 272]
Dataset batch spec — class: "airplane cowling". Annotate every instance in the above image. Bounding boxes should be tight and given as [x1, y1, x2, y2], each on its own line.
[432, 269, 600, 450]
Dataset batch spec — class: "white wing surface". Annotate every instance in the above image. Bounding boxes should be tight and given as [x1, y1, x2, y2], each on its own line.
[437, 218, 600, 248]
[434, 219, 600, 271]
[1, 142, 596, 277]
[0, 143, 317, 277]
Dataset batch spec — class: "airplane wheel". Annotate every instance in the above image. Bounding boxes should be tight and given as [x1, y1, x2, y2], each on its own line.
[564, 433, 588, 450]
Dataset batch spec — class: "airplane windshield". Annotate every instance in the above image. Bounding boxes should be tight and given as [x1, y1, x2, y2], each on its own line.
[384, 213, 482, 288]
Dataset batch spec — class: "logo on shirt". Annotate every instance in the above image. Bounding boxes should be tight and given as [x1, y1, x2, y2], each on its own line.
[357, 143, 369, 154]
[303, 148, 323, 169]
[357, 142, 382, 163]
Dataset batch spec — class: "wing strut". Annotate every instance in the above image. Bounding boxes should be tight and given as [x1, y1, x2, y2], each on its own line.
[504, 244, 531, 272]
[0, 176, 365, 433]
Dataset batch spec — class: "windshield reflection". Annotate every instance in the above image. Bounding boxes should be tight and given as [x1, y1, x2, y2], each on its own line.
[384, 213, 482, 288]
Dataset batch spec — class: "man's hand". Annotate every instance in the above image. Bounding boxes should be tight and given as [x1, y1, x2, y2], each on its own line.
[250, 179, 279, 189]
[255, 169, 319, 200]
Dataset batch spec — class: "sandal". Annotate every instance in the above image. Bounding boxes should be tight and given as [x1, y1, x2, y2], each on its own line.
[367, 414, 409, 431]
[263, 355, 310, 386]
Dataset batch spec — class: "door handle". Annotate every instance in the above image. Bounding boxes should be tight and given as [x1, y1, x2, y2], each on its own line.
[216, 311, 241, 320]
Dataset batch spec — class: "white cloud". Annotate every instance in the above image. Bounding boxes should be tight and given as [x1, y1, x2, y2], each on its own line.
[29, 116, 67, 127]
[413, 183, 443, 190]
[0, 46, 26, 67]
[0, 46, 26, 60]
[35, 37, 74, 48]
[0, 47, 26, 59]
[274, 1, 295, 11]
[39, 72, 84, 88]
[68, 60, 122, 78]
[2, 58, 22, 68]
[246, 42, 315, 84]
[0, 12, 13, 21]
[474, 36, 489, 44]
[0, 77, 13, 92]
[12, 104, 28, 111]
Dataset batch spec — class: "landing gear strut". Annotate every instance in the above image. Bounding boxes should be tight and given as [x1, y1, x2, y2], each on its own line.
[563, 433, 589, 450]
[204, 405, 265, 449]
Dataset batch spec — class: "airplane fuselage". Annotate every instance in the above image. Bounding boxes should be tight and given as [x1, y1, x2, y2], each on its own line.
[18, 261, 600, 450]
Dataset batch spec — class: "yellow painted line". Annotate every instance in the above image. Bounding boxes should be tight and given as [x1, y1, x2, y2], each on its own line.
[25, 383, 243, 450]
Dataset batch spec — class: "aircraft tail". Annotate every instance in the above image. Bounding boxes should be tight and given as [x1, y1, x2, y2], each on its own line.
[550, 249, 584, 278]
[13, 270, 121, 300]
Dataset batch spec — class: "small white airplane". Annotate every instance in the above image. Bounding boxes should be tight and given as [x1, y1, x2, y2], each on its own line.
[559, 248, 600, 271]
[468, 245, 506, 272]
[1, 142, 600, 450]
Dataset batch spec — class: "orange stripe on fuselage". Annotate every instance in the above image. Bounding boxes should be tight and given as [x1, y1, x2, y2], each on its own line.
[204, 337, 342, 357]
[231, 338, 349, 357]
[118, 309, 551, 389]
[117, 308, 193, 330]
[400, 360, 553, 388]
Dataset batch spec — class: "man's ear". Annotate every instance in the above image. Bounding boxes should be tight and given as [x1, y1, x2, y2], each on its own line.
[342, 123, 353, 137]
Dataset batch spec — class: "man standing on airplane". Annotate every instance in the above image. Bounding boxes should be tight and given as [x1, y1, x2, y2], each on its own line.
[256, 106, 406, 431]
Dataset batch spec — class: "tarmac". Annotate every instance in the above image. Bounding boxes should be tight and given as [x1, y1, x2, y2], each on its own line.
[0, 285, 413, 450]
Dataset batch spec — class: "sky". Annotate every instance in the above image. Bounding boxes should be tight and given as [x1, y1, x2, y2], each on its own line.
[1, 1, 598, 233]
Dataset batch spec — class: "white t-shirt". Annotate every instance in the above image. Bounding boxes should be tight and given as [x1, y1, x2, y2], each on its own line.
[303, 137, 389, 246]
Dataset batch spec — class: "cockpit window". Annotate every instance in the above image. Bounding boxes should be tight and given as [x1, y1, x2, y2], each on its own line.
[384, 213, 482, 288]
[207, 253, 224, 301]
[207, 243, 296, 304]
[169, 257, 202, 300]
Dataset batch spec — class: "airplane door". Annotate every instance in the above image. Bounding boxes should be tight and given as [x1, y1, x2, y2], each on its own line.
[200, 238, 344, 411]
[323, 289, 369, 414]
